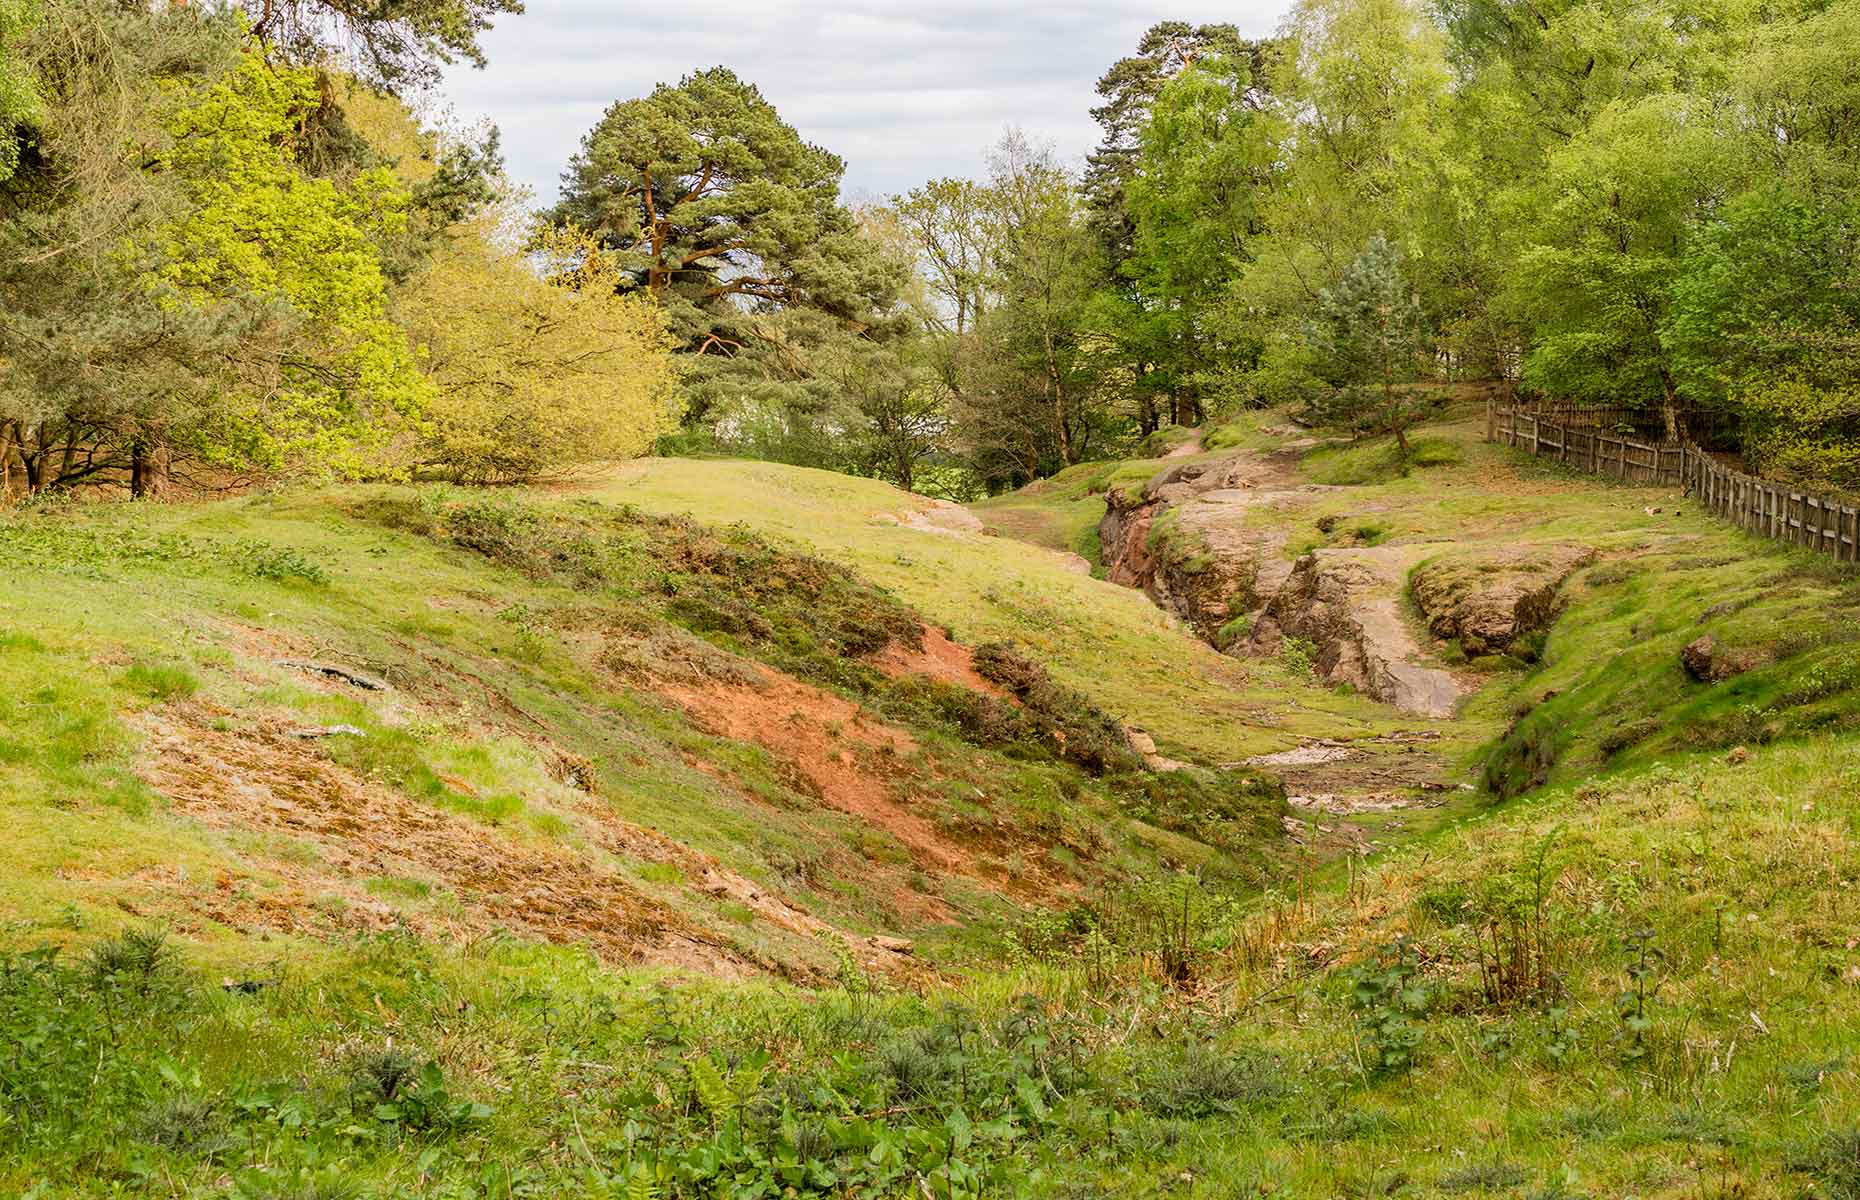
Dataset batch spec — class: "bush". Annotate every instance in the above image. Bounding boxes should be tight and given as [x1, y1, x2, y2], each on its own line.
[404, 225, 684, 483]
[971, 642, 1143, 774]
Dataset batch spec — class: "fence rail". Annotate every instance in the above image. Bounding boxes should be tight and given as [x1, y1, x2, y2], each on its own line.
[1488, 402, 1860, 563]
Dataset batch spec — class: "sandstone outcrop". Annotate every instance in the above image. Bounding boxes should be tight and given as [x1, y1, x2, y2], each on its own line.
[1408, 544, 1597, 657]
[1097, 452, 1313, 641]
[1248, 547, 1461, 718]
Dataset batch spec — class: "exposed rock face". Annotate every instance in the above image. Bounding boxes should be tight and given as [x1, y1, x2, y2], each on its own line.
[1681, 634, 1772, 682]
[1248, 547, 1461, 718]
[1408, 544, 1598, 656]
[1097, 452, 1310, 641]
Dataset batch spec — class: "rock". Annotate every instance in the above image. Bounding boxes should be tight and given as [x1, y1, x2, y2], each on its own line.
[872, 936, 914, 956]
[1378, 662, 1462, 718]
[1124, 726, 1159, 757]
[274, 659, 388, 691]
[1248, 547, 1461, 718]
[1682, 635, 1772, 683]
[1408, 544, 1597, 657]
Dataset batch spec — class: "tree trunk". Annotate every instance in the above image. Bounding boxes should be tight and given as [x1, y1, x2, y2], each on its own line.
[893, 439, 914, 494]
[130, 440, 149, 499]
[1044, 329, 1075, 466]
[1658, 368, 1681, 443]
[1138, 393, 1159, 437]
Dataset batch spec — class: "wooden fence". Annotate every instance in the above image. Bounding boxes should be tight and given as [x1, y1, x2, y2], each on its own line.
[1488, 402, 1860, 563]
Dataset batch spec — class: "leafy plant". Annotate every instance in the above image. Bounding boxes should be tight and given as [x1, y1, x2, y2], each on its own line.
[1346, 937, 1433, 1076]
[1615, 928, 1665, 1064]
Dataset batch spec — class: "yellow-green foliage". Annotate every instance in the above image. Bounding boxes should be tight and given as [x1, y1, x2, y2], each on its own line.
[401, 224, 684, 482]
[153, 54, 431, 477]
[0, 0, 42, 183]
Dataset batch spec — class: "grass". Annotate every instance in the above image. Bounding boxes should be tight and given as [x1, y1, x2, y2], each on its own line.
[597, 457, 1402, 763]
[6, 406, 1860, 1195]
[6, 735, 1860, 1196]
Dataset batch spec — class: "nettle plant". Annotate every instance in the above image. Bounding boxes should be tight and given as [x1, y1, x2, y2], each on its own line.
[1345, 937, 1434, 1076]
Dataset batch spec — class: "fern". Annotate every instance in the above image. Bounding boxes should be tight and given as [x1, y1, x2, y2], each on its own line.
[624, 1168, 658, 1200]
[689, 1056, 732, 1117]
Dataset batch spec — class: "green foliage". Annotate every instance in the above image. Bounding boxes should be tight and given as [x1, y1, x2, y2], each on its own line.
[155, 54, 431, 478]
[1345, 937, 1433, 1075]
[1304, 235, 1435, 451]
[553, 66, 906, 443]
[0, 0, 43, 183]
[239, 0, 522, 92]
[1665, 184, 1860, 489]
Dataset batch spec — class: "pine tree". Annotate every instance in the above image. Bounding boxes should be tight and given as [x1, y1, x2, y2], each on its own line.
[1304, 233, 1430, 454]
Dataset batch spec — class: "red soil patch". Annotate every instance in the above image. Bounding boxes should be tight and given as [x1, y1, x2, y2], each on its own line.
[659, 664, 1081, 915]
[136, 705, 755, 977]
[871, 627, 1008, 697]
[661, 668, 964, 876]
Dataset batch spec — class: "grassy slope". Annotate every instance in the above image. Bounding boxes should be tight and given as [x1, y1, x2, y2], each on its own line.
[6, 428, 1860, 1197]
[595, 457, 1405, 763]
[0, 485, 1293, 985]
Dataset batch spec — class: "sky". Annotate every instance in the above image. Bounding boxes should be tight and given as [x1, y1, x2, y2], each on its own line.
[437, 1, 1292, 208]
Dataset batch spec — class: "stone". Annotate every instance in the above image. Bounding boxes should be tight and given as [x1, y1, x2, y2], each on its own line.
[1408, 544, 1598, 656]
[1682, 635, 1772, 683]
[1681, 636, 1718, 682]
[1248, 547, 1461, 718]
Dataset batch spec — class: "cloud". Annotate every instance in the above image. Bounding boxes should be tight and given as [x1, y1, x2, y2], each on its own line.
[437, 0, 1291, 205]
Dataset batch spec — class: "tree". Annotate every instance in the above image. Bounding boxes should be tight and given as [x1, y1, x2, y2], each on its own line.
[400, 222, 683, 483]
[240, 0, 523, 92]
[892, 178, 995, 336]
[0, 0, 42, 184]
[1665, 186, 1860, 486]
[2, 2, 248, 497]
[555, 68, 900, 355]
[822, 336, 948, 493]
[1660, 2, 1860, 487]
[153, 53, 433, 479]
[1506, 94, 1739, 437]
[1229, 0, 1451, 400]
[1118, 53, 1272, 425]
[553, 66, 906, 446]
[1083, 21, 1264, 267]
[1304, 233, 1430, 453]
[969, 132, 1105, 472]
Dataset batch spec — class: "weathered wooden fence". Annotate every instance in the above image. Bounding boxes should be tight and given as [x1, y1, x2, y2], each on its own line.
[1488, 402, 1860, 563]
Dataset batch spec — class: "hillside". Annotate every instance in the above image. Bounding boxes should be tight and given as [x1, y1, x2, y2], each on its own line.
[6, 417, 1860, 1197]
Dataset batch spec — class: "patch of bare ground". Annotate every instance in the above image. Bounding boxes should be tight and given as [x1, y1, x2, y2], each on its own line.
[1245, 730, 1460, 855]
[870, 627, 1008, 697]
[136, 703, 766, 979]
[874, 499, 986, 536]
[658, 664, 1076, 908]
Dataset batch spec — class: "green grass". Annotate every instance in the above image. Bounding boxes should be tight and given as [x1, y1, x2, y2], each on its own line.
[7, 414, 1860, 1195]
[7, 734, 1860, 1196]
[596, 458, 1404, 764]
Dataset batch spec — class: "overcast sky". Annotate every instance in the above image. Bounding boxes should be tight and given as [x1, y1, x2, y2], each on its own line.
[437, 1, 1292, 208]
